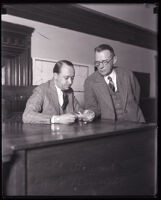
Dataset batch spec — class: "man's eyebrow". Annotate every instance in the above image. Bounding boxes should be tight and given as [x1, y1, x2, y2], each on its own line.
[64, 75, 74, 78]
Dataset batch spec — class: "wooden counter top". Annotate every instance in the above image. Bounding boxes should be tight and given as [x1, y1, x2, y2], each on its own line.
[2, 120, 156, 153]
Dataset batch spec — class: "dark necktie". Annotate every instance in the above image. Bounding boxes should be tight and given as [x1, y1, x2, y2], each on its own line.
[108, 76, 115, 92]
[62, 91, 69, 111]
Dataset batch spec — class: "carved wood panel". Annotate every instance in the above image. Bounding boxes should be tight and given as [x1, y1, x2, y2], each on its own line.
[2, 21, 34, 86]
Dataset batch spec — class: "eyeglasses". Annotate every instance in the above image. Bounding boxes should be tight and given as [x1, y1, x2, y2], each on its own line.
[95, 56, 114, 68]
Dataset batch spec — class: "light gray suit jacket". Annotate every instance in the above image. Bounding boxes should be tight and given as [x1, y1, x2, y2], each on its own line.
[23, 78, 83, 124]
[84, 67, 145, 122]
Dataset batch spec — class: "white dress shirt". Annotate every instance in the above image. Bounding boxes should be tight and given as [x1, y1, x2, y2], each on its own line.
[104, 69, 117, 91]
[51, 84, 64, 123]
[55, 84, 64, 107]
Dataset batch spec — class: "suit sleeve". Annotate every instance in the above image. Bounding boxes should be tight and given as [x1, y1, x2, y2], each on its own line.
[130, 72, 141, 103]
[84, 78, 101, 118]
[22, 87, 52, 124]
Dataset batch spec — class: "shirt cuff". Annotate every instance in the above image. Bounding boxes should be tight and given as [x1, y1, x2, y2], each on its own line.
[51, 115, 60, 124]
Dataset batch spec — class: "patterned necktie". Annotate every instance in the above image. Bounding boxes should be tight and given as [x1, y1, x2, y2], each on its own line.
[62, 91, 69, 111]
[108, 76, 115, 92]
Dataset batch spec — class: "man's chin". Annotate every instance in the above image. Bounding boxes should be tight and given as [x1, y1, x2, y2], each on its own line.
[99, 70, 113, 76]
[64, 87, 70, 91]
[99, 71, 109, 76]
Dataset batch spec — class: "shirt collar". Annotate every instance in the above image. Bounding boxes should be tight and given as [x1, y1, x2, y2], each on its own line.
[55, 82, 63, 95]
[105, 69, 116, 80]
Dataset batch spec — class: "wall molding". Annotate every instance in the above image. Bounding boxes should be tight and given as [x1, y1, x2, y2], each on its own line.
[2, 4, 157, 50]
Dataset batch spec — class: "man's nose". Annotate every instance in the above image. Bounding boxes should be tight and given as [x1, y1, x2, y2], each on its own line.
[68, 78, 72, 85]
[99, 62, 104, 69]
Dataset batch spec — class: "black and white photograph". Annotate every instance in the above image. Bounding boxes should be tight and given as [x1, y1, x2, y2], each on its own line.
[1, 2, 158, 197]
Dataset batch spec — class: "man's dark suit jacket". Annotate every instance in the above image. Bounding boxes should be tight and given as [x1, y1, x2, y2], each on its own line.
[22, 78, 83, 124]
[84, 67, 145, 122]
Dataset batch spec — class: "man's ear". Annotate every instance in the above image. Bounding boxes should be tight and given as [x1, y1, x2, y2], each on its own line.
[53, 72, 58, 80]
[113, 55, 117, 65]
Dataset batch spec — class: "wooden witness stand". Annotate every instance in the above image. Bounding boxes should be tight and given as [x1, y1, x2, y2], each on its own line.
[2, 119, 157, 196]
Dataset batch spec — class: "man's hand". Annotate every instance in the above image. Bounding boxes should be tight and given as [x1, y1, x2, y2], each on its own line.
[57, 113, 77, 124]
[83, 110, 95, 122]
[76, 110, 95, 122]
[51, 113, 77, 124]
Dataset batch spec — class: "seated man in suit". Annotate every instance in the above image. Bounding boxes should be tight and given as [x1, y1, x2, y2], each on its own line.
[23, 60, 95, 124]
[84, 44, 145, 122]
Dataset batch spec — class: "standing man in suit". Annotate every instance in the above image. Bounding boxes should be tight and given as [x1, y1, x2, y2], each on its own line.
[23, 60, 95, 124]
[84, 44, 145, 122]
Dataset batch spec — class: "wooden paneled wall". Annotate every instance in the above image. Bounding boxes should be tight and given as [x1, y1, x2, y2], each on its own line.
[3, 52, 32, 86]
[2, 22, 34, 121]
[2, 21, 34, 86]
[2, 86, 36, 121]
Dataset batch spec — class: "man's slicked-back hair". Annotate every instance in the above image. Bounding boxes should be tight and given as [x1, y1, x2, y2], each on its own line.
[53, 60, 74, 74]
[95, 44, 115, 56]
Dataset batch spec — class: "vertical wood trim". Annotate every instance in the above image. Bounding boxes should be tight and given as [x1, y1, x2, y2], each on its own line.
[27, 36, 32, 85]
[18, 56, 21, 86]
[23, 52, 26, 86]
[15, 57, 17, 86]
[11, 58, 15, 86]
[11, 58, 13, 85]
[26, 50, 29, 85]
[20, 54, 23, 86]
[5, 60, 8, 85]
[24, 49, 29, 86]
[6, 60, 8, 85]
[8, 59, 11, 85]
[23, 51, 26, 86]
[30, 58, 32, 85]
[16, 56, 19, 86]
[28, 49, 33, 85]
[13, 58, 15, 85]
[10, 59, 12, 86]
[23, 53, 26, 86]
